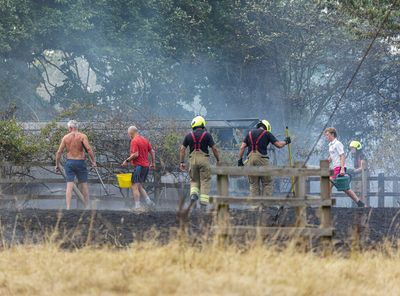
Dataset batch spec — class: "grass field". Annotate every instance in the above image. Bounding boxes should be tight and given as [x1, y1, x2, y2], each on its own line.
[0, 240, 399, 296]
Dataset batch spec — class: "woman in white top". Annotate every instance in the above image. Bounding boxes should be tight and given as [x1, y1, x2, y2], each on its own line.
[324, 127, 366, 208]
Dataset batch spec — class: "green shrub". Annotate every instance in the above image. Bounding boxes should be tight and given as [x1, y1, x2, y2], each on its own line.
[0, 119, 39, 162]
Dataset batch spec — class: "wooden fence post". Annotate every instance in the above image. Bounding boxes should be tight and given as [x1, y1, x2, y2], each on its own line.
[294, 161, 308, 249]
[294, 162, 306, 227]
[216, 174, 230, 242]
[0, 163, 4, 196]
[320, 160, 332, 254]
[153, 170, 161, 204]
[378, 173, 385, 207]
[0, 163, 16, 208]
[361, 161, 369, 206]
[306, 179, 311, 195]
[393, 178, 399, 207]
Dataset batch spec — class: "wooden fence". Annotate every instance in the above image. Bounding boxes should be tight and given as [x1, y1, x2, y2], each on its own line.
[1, 161, 400, 209]
[209, 160, 333, 248]
[307, 162, 400, 207]
[0, 161, 178, 207]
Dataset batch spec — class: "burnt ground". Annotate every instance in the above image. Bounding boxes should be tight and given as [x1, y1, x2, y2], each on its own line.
[0, 207, 400, 250]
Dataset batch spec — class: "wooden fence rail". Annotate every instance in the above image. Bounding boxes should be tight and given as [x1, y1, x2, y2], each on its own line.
[307, 166, 400, 207]
[209, 160, 333, 249]
[0, 161, 184, 207]
[1, 161, 400, 208]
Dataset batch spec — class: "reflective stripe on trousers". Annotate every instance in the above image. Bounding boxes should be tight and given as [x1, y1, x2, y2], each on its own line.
[189, 151, 211, 204]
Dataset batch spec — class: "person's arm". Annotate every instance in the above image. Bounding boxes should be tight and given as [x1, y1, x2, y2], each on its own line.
[354, 157, 365, 173]
[271, 133, 290, 149]
[339, 153, 346, 175]
[238, 133, 250, 166]
[272, 141, 287, 149]
[239, 142, 247, 159]
[55, 137, 66, 171]
[179, 145, 187, 171]
[150, 148, 156, 169]
[237, 142, 247, 166]
[336, 142, 346, 175]
[206, 134, 220, 165]
[122, 140, 139, 167]
[122, 151, 139, 166]
[359, 159, 366, 172]
[211, 145, 220, 165]
[82, 135, 96, 167]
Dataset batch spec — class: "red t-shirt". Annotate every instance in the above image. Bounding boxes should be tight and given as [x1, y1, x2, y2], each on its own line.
[130, 135, 152, 167]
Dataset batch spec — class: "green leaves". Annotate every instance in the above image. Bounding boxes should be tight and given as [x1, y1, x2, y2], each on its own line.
[0, 118, 38, 162]
[0, 0, 398, 137]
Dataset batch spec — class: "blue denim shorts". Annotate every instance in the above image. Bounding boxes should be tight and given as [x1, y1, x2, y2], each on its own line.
[132, 166, 149, 184]
[65, 159, 88, 183]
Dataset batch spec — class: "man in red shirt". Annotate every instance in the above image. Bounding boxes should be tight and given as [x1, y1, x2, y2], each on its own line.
[122, 126, 156, 210]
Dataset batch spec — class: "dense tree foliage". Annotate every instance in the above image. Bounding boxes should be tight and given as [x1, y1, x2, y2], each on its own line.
[0, 0, 399, 169]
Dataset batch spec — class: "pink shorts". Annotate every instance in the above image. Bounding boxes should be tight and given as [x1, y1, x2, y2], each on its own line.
[331, 167, 342, 180]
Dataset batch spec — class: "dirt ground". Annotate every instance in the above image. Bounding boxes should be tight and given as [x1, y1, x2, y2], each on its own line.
[0, 207, 399, 250]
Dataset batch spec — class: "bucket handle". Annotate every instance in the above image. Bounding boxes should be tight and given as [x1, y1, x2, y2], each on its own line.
[347, 173, 352, 183]
[330, 172, 352, 186]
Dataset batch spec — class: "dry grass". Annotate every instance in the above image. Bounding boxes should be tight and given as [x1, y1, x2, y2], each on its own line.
[0, 241, 399, 296]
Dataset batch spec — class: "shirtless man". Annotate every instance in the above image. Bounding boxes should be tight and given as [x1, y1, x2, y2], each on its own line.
[55, 120, 96, 209]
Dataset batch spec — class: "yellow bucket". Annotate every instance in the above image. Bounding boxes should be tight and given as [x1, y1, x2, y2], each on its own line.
[116, 173, 132, 188]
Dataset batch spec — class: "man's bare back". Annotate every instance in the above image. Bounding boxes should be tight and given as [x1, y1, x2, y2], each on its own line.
[56, 128, 96, 168]
[61, 132, 87, 160]
[55, 120, 97, 210]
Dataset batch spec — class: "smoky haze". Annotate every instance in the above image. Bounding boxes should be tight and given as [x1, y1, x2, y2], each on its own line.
[0, 1, 399, 174]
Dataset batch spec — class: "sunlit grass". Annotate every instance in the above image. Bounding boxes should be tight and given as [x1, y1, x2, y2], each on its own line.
[0, 240, 399, 295]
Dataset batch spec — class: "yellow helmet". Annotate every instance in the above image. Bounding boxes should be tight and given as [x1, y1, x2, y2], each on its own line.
[257, 119, 271, 132]
[191, 116, 206, 129]
[349, 140, 362, 150]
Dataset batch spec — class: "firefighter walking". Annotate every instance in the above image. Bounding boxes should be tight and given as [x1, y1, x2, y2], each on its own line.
[238, 120, 291, 196]
[349, 140, 368, 197]
[325, 128, 366, 207]
[179, 116, 220, 208]
[349, 140, 367, 174]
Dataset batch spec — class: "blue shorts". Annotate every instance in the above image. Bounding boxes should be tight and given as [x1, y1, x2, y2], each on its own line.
[64, 159, 88, 183]
[132, 166, 149, 184]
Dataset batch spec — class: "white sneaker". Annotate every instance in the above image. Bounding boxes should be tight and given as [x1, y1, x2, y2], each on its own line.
[130, 202, 145, 213]
[131, 207, 145, 213]
[145, 198, 156, 208]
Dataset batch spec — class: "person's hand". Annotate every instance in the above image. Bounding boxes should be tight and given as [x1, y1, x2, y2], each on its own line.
[340, 167, 345, 176]
[216, 160, 221, 166]
[285, 137, 291, 145]
[122, 160, 128, 167]
[180, 162, 186, 171]
[150, 163, 156, 170]
[347, 168, 355, 174]
[91, 161, 97, 168]
[55, 166, 60, 173]
[238, 158, 244, 166]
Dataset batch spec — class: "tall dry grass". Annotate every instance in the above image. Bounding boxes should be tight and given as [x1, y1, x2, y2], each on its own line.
[0, 240, 399, 295]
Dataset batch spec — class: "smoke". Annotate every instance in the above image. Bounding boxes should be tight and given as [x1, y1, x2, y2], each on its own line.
[2, 1, 399, 176]
[178, 95, 207, 116]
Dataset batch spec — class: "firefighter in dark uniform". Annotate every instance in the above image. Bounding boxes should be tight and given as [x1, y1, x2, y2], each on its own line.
[238, 120, 291, 196]
[179, 116, 220, 206]
[349, 140, 367, 173]
[349, 140, 367, 196]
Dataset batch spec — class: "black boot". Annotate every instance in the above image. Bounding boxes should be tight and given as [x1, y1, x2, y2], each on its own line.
[190, 194, 199, 202]
[357, 200, 365, 208]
